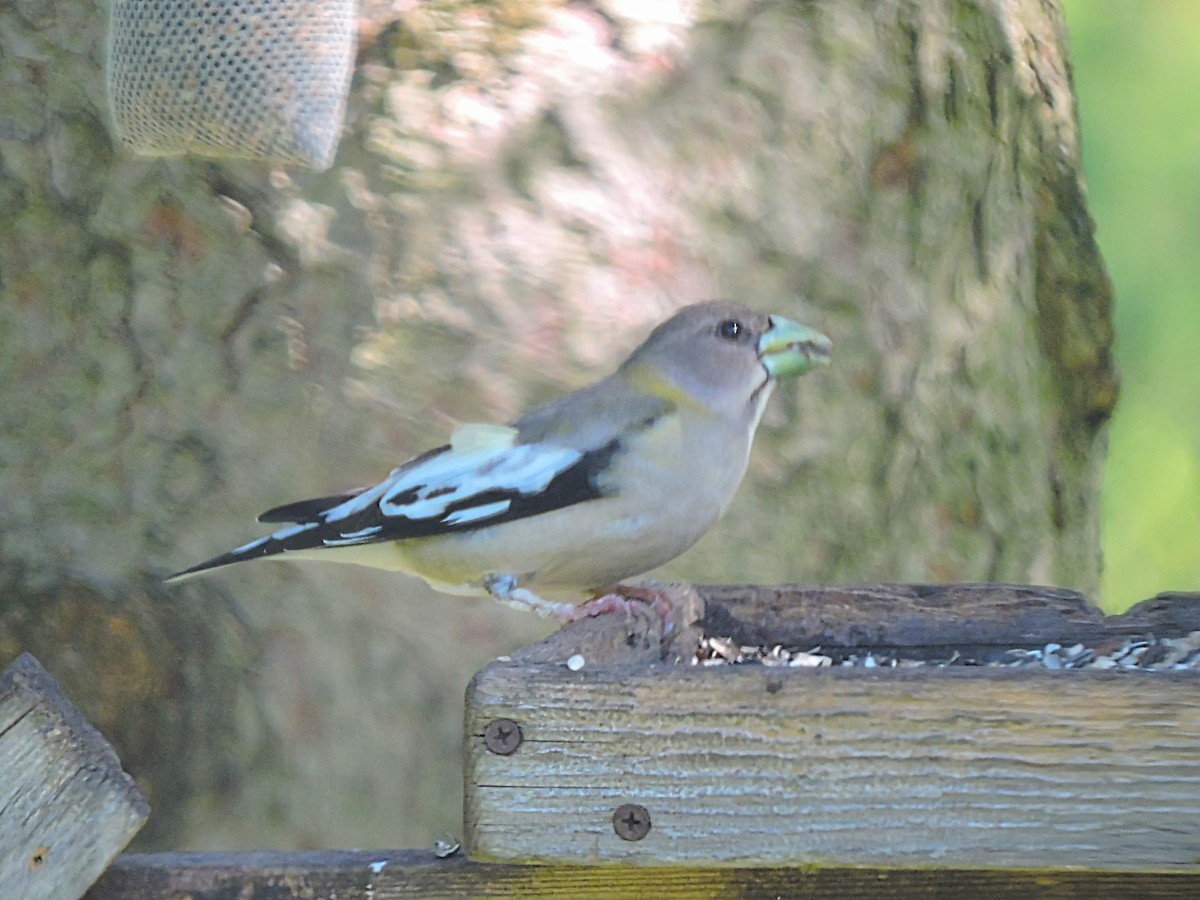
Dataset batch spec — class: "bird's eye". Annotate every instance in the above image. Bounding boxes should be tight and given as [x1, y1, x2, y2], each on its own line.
[716, 319, 743, 341]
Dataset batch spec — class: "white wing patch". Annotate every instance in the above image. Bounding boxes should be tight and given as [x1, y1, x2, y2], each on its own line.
[376, 444, 580, 518]
[442, 499, 512, 526]
[322, 525, 384, 547]
[271, 522, 318, 541]
[267, 438, 583, 548]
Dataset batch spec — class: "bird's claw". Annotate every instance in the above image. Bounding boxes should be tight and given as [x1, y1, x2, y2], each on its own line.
[572, 584, 675, 636]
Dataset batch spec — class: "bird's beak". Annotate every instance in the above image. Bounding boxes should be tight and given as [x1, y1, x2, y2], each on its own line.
[758, 315, 833, 378]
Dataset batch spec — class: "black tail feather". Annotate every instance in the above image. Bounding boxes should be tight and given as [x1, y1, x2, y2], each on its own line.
[257, 492, 362, 523]
[165, 520, 328, 583]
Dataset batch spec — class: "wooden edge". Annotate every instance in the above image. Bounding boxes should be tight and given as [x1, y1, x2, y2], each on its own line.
[698, 584, 1200, 653]
[697, 583, 1097, 651]
[85, 850, 1200, 898]
[1118, 591, 1200, 632]
[507, 582, 703, 667]
[462, 662, 1200, 869]
[1, 653, 150, 824]
[1, 652, 149, 899]
[494, 583, 1200, 668]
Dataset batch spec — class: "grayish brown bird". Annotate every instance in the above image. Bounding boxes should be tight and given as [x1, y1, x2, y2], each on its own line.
[169, 301, 832, 620]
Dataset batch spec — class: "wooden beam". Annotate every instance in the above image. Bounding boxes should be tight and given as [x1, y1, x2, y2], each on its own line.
[77, 584, 1200, 894]
[0, 653, 148, 900]
[86, 849, 1200, 898]
[465, 663, 1200, 867]
[464, 584, 1200, 868]
[503, 582, 1200, 668]
[696, 583, 1200, 656]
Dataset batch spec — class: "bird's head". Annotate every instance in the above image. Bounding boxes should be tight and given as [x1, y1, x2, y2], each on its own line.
[621, 301, 831, 412]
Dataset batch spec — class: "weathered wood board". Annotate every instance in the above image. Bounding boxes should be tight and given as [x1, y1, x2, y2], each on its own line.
[465, 584, 1200, 868]
[0, 653, 148, 900]
[85, 848, 1200, 899]
[466, 664, 1200, 867]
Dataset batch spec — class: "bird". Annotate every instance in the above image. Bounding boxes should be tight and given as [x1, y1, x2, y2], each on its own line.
[167, 301, 832, 622]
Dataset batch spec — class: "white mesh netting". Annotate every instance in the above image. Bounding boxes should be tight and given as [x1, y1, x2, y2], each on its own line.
[107, 0, 357, 170]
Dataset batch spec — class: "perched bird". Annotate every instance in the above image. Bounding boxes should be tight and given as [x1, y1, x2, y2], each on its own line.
[168, 301, 831, 620]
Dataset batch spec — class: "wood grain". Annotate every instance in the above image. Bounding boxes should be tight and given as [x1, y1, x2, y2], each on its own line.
[697, 584, 1200, 655]
[465, 662, 1200, 868]
[0, 653, 148, 900]
[87, 849, 1200, 899]
[496, 582, 1200, 667]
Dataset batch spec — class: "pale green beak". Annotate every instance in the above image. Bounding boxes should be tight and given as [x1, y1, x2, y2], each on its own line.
[758, 315, 833, 378]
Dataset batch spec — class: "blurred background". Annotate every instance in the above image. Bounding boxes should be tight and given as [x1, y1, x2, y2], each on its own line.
[1, 0, 1193, 856]
[1063, 0, 1200, 611]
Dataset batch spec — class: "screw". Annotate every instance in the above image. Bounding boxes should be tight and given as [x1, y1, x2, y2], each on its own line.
[483, 718, 522, 755]
[612, 803, 651, 841]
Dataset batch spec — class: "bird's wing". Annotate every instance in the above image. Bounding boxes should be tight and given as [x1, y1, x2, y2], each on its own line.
[166, 422, 623, 580]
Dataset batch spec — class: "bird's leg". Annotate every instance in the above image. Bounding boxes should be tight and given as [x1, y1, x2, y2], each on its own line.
[564, 593, 639, 619]
[571, 583, 675, 636]
[485, 574, 577, 621]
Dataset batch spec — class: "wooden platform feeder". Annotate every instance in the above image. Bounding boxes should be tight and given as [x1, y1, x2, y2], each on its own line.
[464, 584, 1200, 872]
[70, 583, 1200, 896]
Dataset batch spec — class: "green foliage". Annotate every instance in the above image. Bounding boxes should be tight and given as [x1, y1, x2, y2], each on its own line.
[1063, 0, 1200, 611]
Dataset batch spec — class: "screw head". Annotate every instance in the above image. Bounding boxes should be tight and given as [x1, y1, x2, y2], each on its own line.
[612, 803, 651, 841]
[483, 717, 523, 755]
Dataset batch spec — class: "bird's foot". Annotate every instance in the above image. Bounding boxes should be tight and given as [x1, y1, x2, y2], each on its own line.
[485, 574, 577, 620]
[565, 593, 639, 621]
[485, 575, 675, 634]
[572, 584, 675, 636]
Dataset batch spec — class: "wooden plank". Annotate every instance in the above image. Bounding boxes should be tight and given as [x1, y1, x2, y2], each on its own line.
[697, 583, 1200, 657]
[509, 583, 1200, 668]
[0, 652, 149, 900]
[86, 848, 1200, 898]
[464, 662, 1200, 868]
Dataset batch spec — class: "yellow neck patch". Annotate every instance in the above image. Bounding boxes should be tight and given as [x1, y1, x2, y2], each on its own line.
[623, 363, 705, 413]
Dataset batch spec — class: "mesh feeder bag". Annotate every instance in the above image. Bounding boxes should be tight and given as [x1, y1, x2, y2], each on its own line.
[107, 0, 357, 170]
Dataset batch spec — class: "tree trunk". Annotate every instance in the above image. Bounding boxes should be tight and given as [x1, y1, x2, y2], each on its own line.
[0, 0, 1114, 849]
